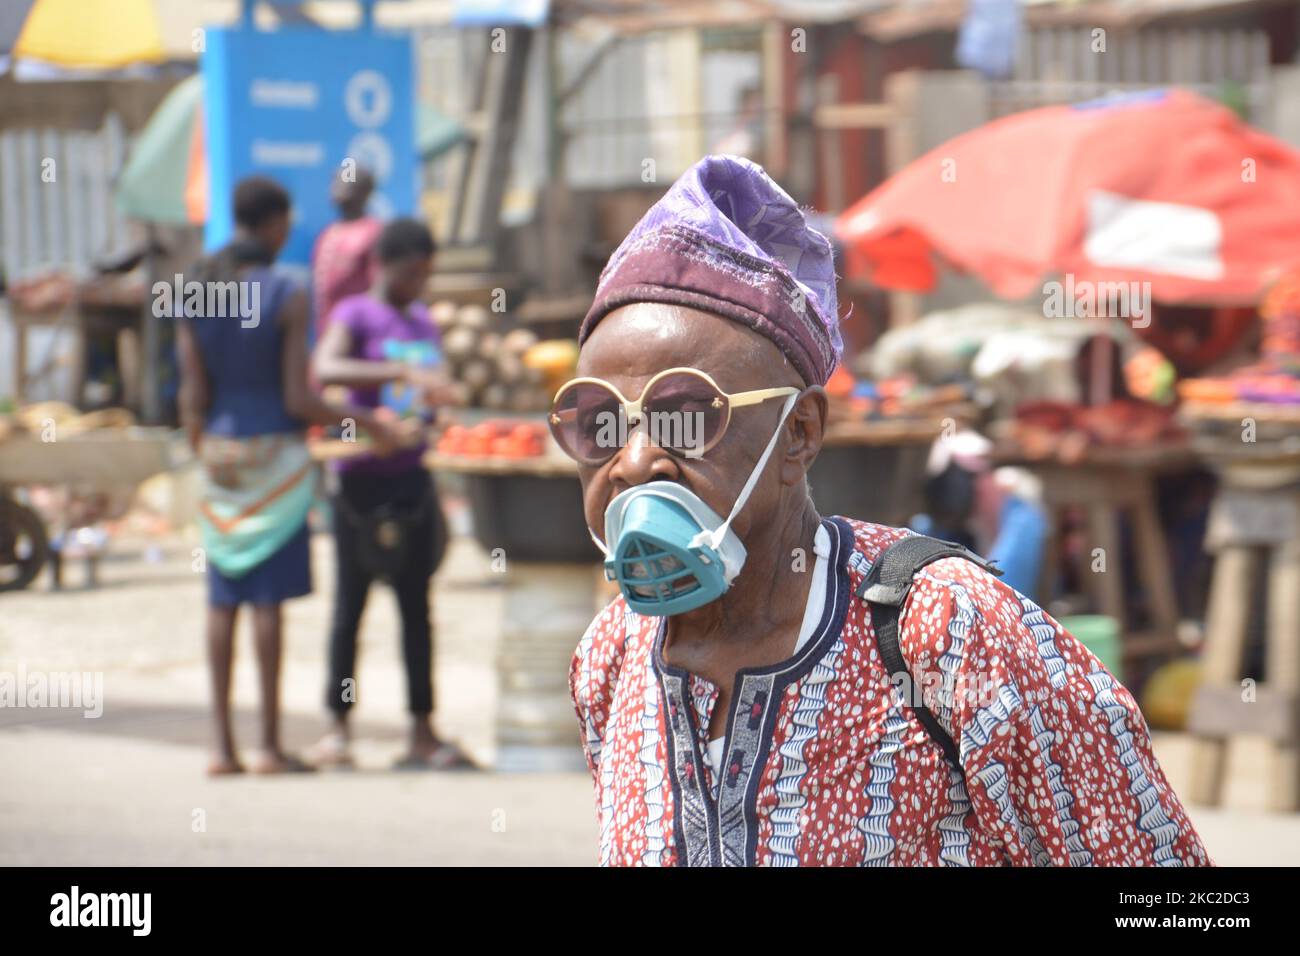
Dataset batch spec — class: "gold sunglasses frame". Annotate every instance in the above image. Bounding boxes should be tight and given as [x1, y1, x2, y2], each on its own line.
[549, 366, 799, 463]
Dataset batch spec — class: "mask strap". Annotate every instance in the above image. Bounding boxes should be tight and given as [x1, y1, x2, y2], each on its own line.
[701, 392, 799, 552]
[590, 417, 652, 557]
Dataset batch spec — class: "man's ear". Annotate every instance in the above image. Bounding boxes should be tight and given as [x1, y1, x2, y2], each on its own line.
[780, 386, 827, 486]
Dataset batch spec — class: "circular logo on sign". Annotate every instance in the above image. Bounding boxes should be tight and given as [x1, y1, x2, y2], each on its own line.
[345, 70, 392, 128]
[346, 131, 393, 181]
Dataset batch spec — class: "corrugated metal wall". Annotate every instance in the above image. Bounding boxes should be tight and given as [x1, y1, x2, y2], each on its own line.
[992, 26, 1272, 119]
[0, 114, 133, 284]
[556, 28, 762, 189]
[411, 24, 764, 192]
[414, 25, 547, 196]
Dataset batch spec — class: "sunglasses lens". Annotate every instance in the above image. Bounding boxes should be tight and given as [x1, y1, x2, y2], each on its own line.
[642, 372, 727, 456]
[549, 382, 621, 464]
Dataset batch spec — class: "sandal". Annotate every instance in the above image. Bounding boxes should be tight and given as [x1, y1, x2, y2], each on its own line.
[393, 740, 480, 772]
[207, 755, 246, 777]
[249, 751, 317, 775]
[305, 732, 354, 770]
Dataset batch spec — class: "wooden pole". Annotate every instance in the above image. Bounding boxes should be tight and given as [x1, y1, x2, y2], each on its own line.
[141, 222, 159, 424]
[762, 21, 787, 178]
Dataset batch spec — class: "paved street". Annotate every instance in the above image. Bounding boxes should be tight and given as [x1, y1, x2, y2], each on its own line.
[2, 521, 1298, 866]
[1, 521, 596, 866]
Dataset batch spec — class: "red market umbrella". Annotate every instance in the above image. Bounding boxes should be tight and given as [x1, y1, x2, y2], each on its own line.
[835, 89, 1300, 305]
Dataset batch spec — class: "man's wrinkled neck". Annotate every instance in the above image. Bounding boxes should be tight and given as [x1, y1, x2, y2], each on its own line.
[666, 495, 821, 648]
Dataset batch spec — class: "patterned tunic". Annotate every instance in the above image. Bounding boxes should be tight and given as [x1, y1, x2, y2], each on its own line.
[569, 517, 1211, 867]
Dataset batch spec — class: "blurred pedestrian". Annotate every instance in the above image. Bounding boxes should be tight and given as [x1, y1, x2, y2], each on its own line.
[310, 217, 475, 770]
[176, 176, 401, 776]
[311, 166, 383, 338]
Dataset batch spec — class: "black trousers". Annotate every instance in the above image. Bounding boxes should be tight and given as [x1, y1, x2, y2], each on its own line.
[326, 467, 448, 717]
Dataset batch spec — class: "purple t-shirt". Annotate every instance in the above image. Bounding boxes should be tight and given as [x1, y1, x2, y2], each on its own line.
[330, 293, 441, 474]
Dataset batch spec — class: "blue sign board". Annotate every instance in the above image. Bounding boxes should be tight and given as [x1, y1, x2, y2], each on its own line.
[453, 0, 550, 27]
[202, 26, 415, 269]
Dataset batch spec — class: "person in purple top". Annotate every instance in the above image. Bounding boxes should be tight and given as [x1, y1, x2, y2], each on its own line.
[311, 218, 476, 770]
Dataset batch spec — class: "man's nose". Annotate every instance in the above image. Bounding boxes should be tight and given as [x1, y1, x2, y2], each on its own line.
[607, 420, 679, 487]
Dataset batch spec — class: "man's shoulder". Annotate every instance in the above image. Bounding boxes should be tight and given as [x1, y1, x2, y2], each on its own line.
[832, 517, 1005, 598]
[898, 548, 1029, 684]
[573, 592, 666, 673]
[830, 516, 913, 580]
[575, 594, 644, 662]
[570, 593, 653, 718]
[830, 517, 1020, 663]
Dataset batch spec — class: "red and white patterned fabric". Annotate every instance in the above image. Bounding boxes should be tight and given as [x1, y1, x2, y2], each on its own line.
[569, 517, 1211, 867]
[311, 216, 382, 335]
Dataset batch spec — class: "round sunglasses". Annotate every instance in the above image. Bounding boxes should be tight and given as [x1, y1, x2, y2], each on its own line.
[547, 367, 799, 466]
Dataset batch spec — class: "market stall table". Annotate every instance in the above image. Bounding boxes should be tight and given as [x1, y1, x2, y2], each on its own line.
[6, 273, 148, 414]
[991, 442, 1195, 663]
[1179, 401, 1300, 812]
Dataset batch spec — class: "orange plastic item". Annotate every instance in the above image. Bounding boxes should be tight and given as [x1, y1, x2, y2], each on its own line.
[1176, 378, 1236, 404]
[825, 365, 855, 399]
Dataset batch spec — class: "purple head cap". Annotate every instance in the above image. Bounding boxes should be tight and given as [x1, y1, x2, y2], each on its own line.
[580, 155, 842, 386]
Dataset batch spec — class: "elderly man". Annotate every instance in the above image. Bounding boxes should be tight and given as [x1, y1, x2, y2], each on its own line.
[557, 155, 1209, 867]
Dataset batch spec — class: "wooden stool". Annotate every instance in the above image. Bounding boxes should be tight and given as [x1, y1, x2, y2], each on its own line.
[1019, 453, 1185, 662]
[1187, 479, 1300, 811]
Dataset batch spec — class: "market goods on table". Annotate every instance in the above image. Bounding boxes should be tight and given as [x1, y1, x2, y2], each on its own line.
[433, 301, 574, 413]
[1176, 265, 1300, 408]
[6, 271, 78, 313]
[0, 421, 180, 489]
[0, 407, 185, 589]
[864, 303, 1171, 420]
[0, 401, 139, 442]
[435, 419, 548, 460]
[997, 399, 1184, 464]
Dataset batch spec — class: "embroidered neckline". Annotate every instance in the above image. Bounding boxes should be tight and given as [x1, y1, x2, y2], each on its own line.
[652, 516, 855, 865]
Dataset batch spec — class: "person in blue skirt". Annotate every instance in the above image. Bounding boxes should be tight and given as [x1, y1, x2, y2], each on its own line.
[176, 176, 400, 775]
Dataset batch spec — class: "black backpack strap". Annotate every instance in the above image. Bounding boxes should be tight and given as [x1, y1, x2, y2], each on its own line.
[855, 535, 1002, 775]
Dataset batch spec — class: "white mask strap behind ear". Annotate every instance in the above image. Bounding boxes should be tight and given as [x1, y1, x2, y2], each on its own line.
[698, 392, 799, 552]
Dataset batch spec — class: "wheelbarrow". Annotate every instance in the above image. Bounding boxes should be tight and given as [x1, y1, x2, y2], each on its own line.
[0, 427, 186, 590]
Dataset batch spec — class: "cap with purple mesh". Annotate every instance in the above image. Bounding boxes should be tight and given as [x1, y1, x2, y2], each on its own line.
[579, 155, 842, 386]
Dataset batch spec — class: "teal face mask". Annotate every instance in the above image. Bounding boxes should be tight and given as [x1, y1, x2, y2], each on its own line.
[591, 394, 797, 616]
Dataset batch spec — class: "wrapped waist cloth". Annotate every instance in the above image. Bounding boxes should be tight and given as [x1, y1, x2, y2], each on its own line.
[197, 433, 316, 579]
